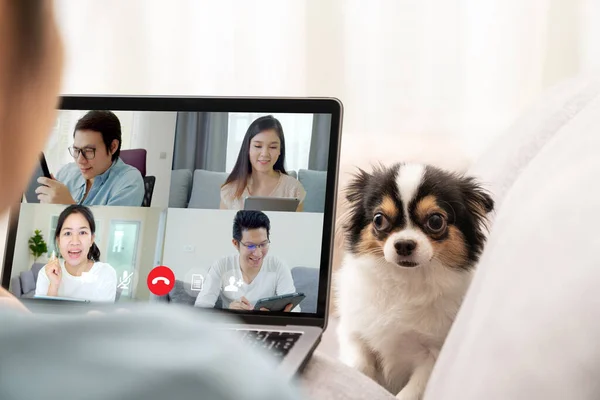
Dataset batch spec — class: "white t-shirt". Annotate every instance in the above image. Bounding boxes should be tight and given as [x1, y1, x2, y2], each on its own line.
[34, 260, 118, 302]
[194, 254, 300, 311]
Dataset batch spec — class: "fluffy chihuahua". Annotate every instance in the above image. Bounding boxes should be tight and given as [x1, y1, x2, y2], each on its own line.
[335, 162, 494, 400]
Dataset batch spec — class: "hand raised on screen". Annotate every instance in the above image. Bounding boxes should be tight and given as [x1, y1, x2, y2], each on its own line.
[45, 254, 62, 286]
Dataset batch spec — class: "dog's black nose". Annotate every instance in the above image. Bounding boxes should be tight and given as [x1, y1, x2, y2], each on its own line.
[394, 240, 417, 256]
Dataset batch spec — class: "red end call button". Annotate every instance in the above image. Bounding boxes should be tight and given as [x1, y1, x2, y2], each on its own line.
[147, 266, 175, 296]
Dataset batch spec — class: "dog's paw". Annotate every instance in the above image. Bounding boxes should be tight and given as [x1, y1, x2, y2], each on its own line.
[338, 331, 381, 383]
[339, 350, 379, 382]
[395, 388, 424, 400]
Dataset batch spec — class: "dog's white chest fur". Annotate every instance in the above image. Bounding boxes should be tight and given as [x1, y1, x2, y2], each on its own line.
[336, 254, 472, 398]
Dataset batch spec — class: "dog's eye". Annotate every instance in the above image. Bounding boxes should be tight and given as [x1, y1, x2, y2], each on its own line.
[373, 213, 390, 230]
[426, 214, 446, 232]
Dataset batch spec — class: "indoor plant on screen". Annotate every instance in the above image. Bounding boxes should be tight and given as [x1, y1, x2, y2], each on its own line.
[28, 229, 49, 263]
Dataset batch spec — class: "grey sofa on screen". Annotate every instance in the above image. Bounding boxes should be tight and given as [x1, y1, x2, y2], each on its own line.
[168, 168, 327, 212]
[10, 262, 44, 298]
[150, 265, 319, 313]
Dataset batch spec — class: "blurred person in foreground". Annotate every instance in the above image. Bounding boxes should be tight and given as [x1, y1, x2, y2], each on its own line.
[0, 2, 300, 400]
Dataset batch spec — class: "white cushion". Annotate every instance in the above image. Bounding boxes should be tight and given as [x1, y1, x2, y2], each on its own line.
[426, 75, 600, 399]
[469, 75, 600, 211]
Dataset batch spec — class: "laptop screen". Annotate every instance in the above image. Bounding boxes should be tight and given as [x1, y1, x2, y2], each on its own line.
[2, 97, 341, 318]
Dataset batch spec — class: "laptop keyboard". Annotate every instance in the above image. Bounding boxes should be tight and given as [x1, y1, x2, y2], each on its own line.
[237, 330, 303, 359]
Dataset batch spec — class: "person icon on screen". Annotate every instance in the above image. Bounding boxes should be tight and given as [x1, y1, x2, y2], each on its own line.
[224, 276, 239, 292]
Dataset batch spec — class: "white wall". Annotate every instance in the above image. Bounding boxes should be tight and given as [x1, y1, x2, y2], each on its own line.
[53, 1, 600, 167]
[6, 204, 163, 298]
[162, 209, 324, 283]
[131, 112, 177, 208]
[130, 207, 163, 301]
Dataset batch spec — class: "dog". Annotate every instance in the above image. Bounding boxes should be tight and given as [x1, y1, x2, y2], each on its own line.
[335, 162, 494, 400]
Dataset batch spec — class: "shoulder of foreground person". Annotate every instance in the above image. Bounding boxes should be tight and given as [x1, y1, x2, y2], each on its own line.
[0, 304, 304, 400]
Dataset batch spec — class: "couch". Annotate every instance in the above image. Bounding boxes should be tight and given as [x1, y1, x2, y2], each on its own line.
[168, 168, 327, 212]
[421, 75, 600, 399]
[294, 75, 600, 400]
[149, 265, 319, 313]
[10, 262, 44, 298]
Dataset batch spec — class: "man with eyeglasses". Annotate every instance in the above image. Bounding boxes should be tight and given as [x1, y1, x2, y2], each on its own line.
[194, 210, 300, 312]
[35, 110, 145, 206]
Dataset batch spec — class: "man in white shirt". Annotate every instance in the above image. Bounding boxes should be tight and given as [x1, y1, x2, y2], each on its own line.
[194, 210, 300, 312]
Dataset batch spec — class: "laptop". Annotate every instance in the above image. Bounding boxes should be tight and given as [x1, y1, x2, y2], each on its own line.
[1, 95, 343, 379]
[244, 196, 300, 212]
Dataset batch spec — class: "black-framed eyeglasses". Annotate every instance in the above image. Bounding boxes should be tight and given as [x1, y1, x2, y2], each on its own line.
[68, 146, 96, 160]
[240, 240, 270, 251]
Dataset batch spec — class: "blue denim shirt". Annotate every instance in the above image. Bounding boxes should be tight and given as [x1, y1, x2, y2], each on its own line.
[56, 157, 145, 207]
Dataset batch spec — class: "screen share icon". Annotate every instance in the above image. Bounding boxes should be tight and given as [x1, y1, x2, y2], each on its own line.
[190, 274, 204, 291]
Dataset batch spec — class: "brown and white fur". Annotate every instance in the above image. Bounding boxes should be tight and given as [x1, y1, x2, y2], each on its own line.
[335, 162, 494, 399]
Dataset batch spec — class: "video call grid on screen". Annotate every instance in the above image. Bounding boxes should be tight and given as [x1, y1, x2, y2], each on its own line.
[2, 97, 341, 318]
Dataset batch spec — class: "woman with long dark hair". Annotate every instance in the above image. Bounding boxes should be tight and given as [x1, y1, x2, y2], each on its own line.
[35, 204, 117, 302]
[220, 115, 306, 211]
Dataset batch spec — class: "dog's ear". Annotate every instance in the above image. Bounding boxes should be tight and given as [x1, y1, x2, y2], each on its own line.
[478, 190, 494, 214]
[460, 176, 495, 218]
[344, 167, 371, 205]
[335, 167, 372, 243]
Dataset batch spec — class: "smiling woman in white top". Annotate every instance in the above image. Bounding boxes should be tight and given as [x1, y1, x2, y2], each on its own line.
[194, 210, 300, 312]
[219, 115, 306, 211]
[35, 204, 117, 302]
